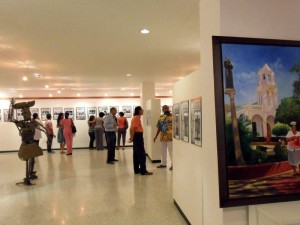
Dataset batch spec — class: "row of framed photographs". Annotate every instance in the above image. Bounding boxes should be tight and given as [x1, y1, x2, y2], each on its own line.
[173, 97, 202, 147]
[0, 106, 139, 122]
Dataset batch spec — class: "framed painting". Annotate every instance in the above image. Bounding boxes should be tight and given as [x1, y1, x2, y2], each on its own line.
[213, 36, 300, 207]
[76, 107, 86, 120]
[53, 107, 62, 120]
[122, 106, 132, 118]
[16, 109, 23, 120]
[173, 103, 180, 140]
[3, 109, 9, 122]
[98, 106, 109, 115]
[180, 100, 189, 142]
[191, 97, 202, 147]
[41, 108, 51, 121]
[87, 107, 97, 118]
[64, 108, 74, 119]
[30, 108, 39, 117]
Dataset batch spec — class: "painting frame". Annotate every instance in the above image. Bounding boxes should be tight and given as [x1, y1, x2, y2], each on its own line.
[53, 107, 62, 120]
[122, 106, 132, 118]
[98, 106, 109, 116]
[41, 108, 51, 121]
[191, 97, 202, 147]
[87, 107, 97, 118]
[64, 108, 74, 119]
[213, 36, 300, 207]
[180, 100, 189, 142]
[76, 107, 86, 120]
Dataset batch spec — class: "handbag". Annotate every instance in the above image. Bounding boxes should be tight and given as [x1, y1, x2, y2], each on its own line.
[125, 119, 129, 129]
[71, 119, 77, 134]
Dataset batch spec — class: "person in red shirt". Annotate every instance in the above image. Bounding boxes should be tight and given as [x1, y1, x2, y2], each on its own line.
[60, 112, 74, 155]
[129, 106, 153, 175]
[117, 112, 128, 150]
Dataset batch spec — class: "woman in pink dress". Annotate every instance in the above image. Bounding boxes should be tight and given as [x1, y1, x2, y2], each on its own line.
[60, 112, 74, 155]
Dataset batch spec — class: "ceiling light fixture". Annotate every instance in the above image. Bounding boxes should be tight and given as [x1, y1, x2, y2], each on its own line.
[19, 94, 23, 98]
[57, 90, 61, 94]
[77, 93, 81, 97]
[33, 73, 41, 78]
[130, 93, 134, 96]
[104, 93, 108, 97]
[45, 85, 49, 88]
[22, 76, 28, 81]
[49, 94, 52, 97]
[169, 90, 173, 94]
[126, 74, 132, 77]
[140, 29, 150, 34]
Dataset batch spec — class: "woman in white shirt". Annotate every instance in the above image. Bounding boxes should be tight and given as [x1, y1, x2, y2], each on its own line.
[286, 121, 300, 176]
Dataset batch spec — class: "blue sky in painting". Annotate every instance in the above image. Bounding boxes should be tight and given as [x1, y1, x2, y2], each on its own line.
[221, 44, 300, 105]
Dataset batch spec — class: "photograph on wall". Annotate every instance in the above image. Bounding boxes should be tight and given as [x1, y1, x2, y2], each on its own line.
[213, 36, 300, 207]
[180, 101, 189, 142]
[3, 109, 9, 122]
[16, 109, 24, 120]
[98, 106, 109, 115]
[173, 103, 180, 140]
[76, 107, 86, 120]
[64, 108, 74, 119]
[30, 108, 39, 117]
[87, 107, 97, 118]
[146, 110, 151, 127]
[0, 109, 2, 122]
[41, 108, 51, 121]
[122, 106, 132, 118]
[53, 107, 62, 120]
[110, 106, 119, 112]
[191, 97, 202, 147]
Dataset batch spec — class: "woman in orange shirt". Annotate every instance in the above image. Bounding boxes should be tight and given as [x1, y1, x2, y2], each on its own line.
[117, 112, 128, 150]
[129, 106, 153, 175]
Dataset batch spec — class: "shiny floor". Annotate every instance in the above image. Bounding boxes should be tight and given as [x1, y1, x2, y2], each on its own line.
[0, 149, 186, 225]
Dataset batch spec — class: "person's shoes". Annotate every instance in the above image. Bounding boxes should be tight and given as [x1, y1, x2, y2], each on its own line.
[107, 161, 114, 164]
[141, 171, 153, 176]
[122, 147, 125, 150]
[66, 153, 72, 156]
[134, 171, 140, 174]
[169, 166, 173, 171]
[113, 159, 119, 162]
[60, 151, 65, 154]
[157, 165, 167, 168]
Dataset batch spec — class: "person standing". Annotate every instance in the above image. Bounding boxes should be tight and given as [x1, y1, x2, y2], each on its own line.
[117, 112, 128, 150]
[286, 121, 300, 176]
[103, 107, 118, 164]
[154, 105, 173, 170]
[129, 106, 153, 175]
[33, 113, 43, 145]
[60, 112, 74, 156]
[88, 115, 96, 150]
[57, 113, 66, 154]
[94, 112, 105, 150]
[45, 113, 56, 153]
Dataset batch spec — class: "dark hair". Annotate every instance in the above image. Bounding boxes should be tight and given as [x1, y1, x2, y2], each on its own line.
[46, 114, 51, 120]
[99, 112, 105, 117]
[57, 112, 64, 126]
[134, 106, 142, 116]
[32, 113, 38, 119]
[65, 112, 69, 119]
[110, 107, 116, 113]
[89, 115, 95, 121]
[119, 112, 124, 117]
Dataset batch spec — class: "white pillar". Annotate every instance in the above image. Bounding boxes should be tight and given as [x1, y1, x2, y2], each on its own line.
[140, 82, 155, 127]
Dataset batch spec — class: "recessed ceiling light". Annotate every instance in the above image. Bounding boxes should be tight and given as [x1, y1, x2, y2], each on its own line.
[19, 94, 23, 98]
[126, 74, 132, 77]
[57, 90, 61, 94]
[49, 94, 52, 97]
[45, 85, 49, 88]
[77, 93, 81, 97]
[169, 90, 173, 94]
[22, 76, 28, 81]
[104, 93, 108, 97]
[156, 93, 159, 96]
[33, 73, 41, 78]
[130, 93, 134, 96]
[121, 88, 126, 91]
[140, 29, 150, 34]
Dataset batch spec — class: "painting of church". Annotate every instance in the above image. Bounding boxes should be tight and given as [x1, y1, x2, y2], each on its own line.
[236, 64, 278, 138]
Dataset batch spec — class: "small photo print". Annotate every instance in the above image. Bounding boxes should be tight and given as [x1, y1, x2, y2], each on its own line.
[41, 108, 51, 121]
[76, 107, 86, 120]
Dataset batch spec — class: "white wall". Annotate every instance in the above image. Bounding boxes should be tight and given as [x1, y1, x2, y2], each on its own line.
[173, 0, 300, 225]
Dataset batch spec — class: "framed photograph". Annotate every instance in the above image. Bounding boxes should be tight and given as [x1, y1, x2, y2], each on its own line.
[122, 106, 132, 118]
[180, 100, 189, 142]
[191, 97, 202, 147]
[98, 106, 109, 115]
[110, 106, 119, 112]
[76, 107, 86, 120]
[3, 109, 9, 122]
[30, 108, 39, 117]
[87, 107, 97, 118]
[64, 108, 74, 119]
[0, 109, 2, 122]
[53, 107, 62, 120]
[213, 36, 300, 207]
[16, 109, 23, 120]
[173, 103, 180, 140]
[41, 108, 51, 121]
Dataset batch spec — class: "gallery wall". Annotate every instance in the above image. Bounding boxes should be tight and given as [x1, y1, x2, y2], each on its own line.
[173, 0, 300, 225]
[0, 97, 172, 152]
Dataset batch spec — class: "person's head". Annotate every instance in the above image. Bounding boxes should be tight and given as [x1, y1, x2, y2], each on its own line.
[32, 113, 39, 119]
[162, 105, 170, 114]
[99, 112, 105, 118]
[65, 112, 69, 119]
[119, 112, 124, 117]
[110, 107, 117, 116]
[89, 115, 95, 121]
[134, 106, 143, 116]
[291, 121, 297, 132]
[46, 114, 52, 120]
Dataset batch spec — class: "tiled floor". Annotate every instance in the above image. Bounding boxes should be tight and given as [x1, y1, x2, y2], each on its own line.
[0, 149, 186, 225]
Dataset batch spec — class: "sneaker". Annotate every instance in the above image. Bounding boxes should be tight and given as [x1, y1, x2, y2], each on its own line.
[170, 166, 173, 171]
[157, 165, 167, 168]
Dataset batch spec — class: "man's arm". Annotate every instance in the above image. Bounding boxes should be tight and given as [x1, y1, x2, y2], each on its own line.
[153, 128, 161, 142]
[129, 127, 136, 143]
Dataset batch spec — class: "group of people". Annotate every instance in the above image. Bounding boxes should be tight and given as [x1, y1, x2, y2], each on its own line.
[31, 104, 174, 176]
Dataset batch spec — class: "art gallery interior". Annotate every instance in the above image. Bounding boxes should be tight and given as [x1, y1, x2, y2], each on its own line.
[1, 1, 300, 225]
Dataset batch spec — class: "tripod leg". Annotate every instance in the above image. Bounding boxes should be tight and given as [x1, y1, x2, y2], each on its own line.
[29, 158, 38, 180]
[19, 160, 32, 185]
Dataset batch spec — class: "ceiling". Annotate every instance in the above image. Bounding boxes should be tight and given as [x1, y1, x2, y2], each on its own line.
[0, 0, 200, 98]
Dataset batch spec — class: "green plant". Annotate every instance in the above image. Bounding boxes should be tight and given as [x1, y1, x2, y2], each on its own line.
[272, 122, 291, 137]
